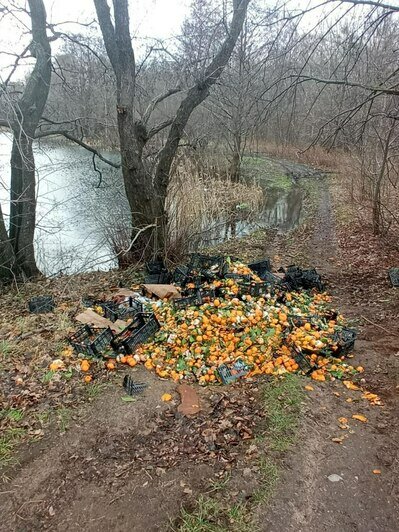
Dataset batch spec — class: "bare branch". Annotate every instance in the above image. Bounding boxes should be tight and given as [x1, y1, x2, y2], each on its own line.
[336, 0, 399, 11]
[143, 87, 183, 124]
[147, 118, 174, 139]
[34, 129, 120, 168]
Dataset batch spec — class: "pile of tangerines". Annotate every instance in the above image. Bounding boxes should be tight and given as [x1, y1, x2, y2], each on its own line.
[126, 262, 360, 385]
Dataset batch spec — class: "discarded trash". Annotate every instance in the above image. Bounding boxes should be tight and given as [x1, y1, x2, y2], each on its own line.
[65, 255, 360, 388]
[283, 265, 324, 291]
[248, 258, 271, 278]
[75, 308, 126, 333]
[112, 313, 160, 355]
[142, 284, 181, 300]
[388, 268, 399, 287]
[28, 295, 55, 313]
[217, 359, 250, 384]
[69, 325, 114, 357]
[123, 375, 148, 395]
[177, 384, 200, 415]
[333, 327, 357, 356]
[328, 474, 343, 482]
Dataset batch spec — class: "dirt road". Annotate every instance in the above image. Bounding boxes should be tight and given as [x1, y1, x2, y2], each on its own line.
[262, 178, 398, 532]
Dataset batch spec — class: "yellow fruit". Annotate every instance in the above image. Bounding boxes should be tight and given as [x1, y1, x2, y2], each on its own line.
[84, 375, 92, 383]
[161, 393, 172, 402]
[352, 414, 368, 423]
[80, 360, 90, 372]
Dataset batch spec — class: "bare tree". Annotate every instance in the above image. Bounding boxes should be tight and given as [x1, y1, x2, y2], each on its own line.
[93, 0, 250, 260]
[0, 0, 51, 280]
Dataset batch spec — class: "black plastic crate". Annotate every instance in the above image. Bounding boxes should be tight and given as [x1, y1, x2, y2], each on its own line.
[198, 287, 216, 303]
[388, 268, 399, 287]
[121, 314, 160, 354]
[117, 298, 143, 319]
[302, 268, 324, 291]
[292, 348, 313, 374]
[28, 295, 55, 313]
[69, 325, 114, 357]
[100, 301, 119, 322]
[123, 375, 148, 395]
[111, 313, 148, 350]
[146, 259, 165, 274]
[248, 281, 270, 297]
[248, 258, 272, 278]
[189, 254, 226, 278]
[261, 271, 284, 287]
[173, 294, 202, 309]
[333, 327, 357, 356]
[172, 265, 190, 286]
[144, 269, 171, 284]
[283, 265, 323, 292]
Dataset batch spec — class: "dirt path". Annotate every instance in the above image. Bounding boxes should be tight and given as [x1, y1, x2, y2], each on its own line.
[261, 178, 399, 532]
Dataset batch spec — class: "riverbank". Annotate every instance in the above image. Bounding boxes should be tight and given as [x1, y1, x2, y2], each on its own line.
[0, 172, 398, 531]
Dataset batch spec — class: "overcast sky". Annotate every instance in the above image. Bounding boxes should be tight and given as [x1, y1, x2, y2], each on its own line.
[0, 0, 191, 78]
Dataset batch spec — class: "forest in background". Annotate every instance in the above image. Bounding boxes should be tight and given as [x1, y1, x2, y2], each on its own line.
[0, 0, 398, 281]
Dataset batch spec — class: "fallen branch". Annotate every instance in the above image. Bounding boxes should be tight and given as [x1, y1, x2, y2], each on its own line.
[360, 315, 399, 337]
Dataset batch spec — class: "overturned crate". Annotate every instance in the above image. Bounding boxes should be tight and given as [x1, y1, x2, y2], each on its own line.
[333, 327, 357, 356]
[69, 325, 114, 357]
[28, 295, 55, 314]
[248, 258, 271, 278]
[112, 313, 160, 354]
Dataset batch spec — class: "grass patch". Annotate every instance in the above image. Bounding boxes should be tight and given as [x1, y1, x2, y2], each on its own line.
[174, 496, 254, 532]
[262, 374, 303, 452]
[0, 427, 26, 468]
[0, 408, 24, 422]
[0, 340, 12, 357]
[57, 407, 71, 433]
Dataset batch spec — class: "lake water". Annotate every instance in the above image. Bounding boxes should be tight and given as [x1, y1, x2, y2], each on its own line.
[0, 132, 303, 275]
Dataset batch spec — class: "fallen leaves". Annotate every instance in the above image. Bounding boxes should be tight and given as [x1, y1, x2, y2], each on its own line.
[352, 414, 368, 423]
[119, 387, 264, 469]
[343, 380, 360, 391]
[332, 436, 345, 444]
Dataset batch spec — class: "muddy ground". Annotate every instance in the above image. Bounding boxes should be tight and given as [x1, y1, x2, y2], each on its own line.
[0, 172, 398, 531]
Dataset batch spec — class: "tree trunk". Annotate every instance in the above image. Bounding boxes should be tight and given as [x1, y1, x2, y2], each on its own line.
[3, 0, 52, 280]
[94, 0, 250, 261]
[0, 204, 17, 282]
[9, 134, 40, 277]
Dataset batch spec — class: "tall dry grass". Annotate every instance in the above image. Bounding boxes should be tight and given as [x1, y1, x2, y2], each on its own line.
[166, 153, 264, 261]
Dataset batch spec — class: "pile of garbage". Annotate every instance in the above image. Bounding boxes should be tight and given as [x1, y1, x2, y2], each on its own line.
[63, 254, 360, 385]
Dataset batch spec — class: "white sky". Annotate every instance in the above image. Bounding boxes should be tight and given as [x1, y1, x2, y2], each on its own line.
[0, 0, 191, 78]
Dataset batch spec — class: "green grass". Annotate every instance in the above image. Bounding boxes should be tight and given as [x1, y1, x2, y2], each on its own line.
[262, 374, 303, 452]
[175, 497, 254, 532]
[57, 407, 71, 433]
[173, 375, 304, 531]
[0, 427, 26, 468]
[86, 382, 108, 399]
[0, 340, 11, 357]
[0, 408, 24, 422]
